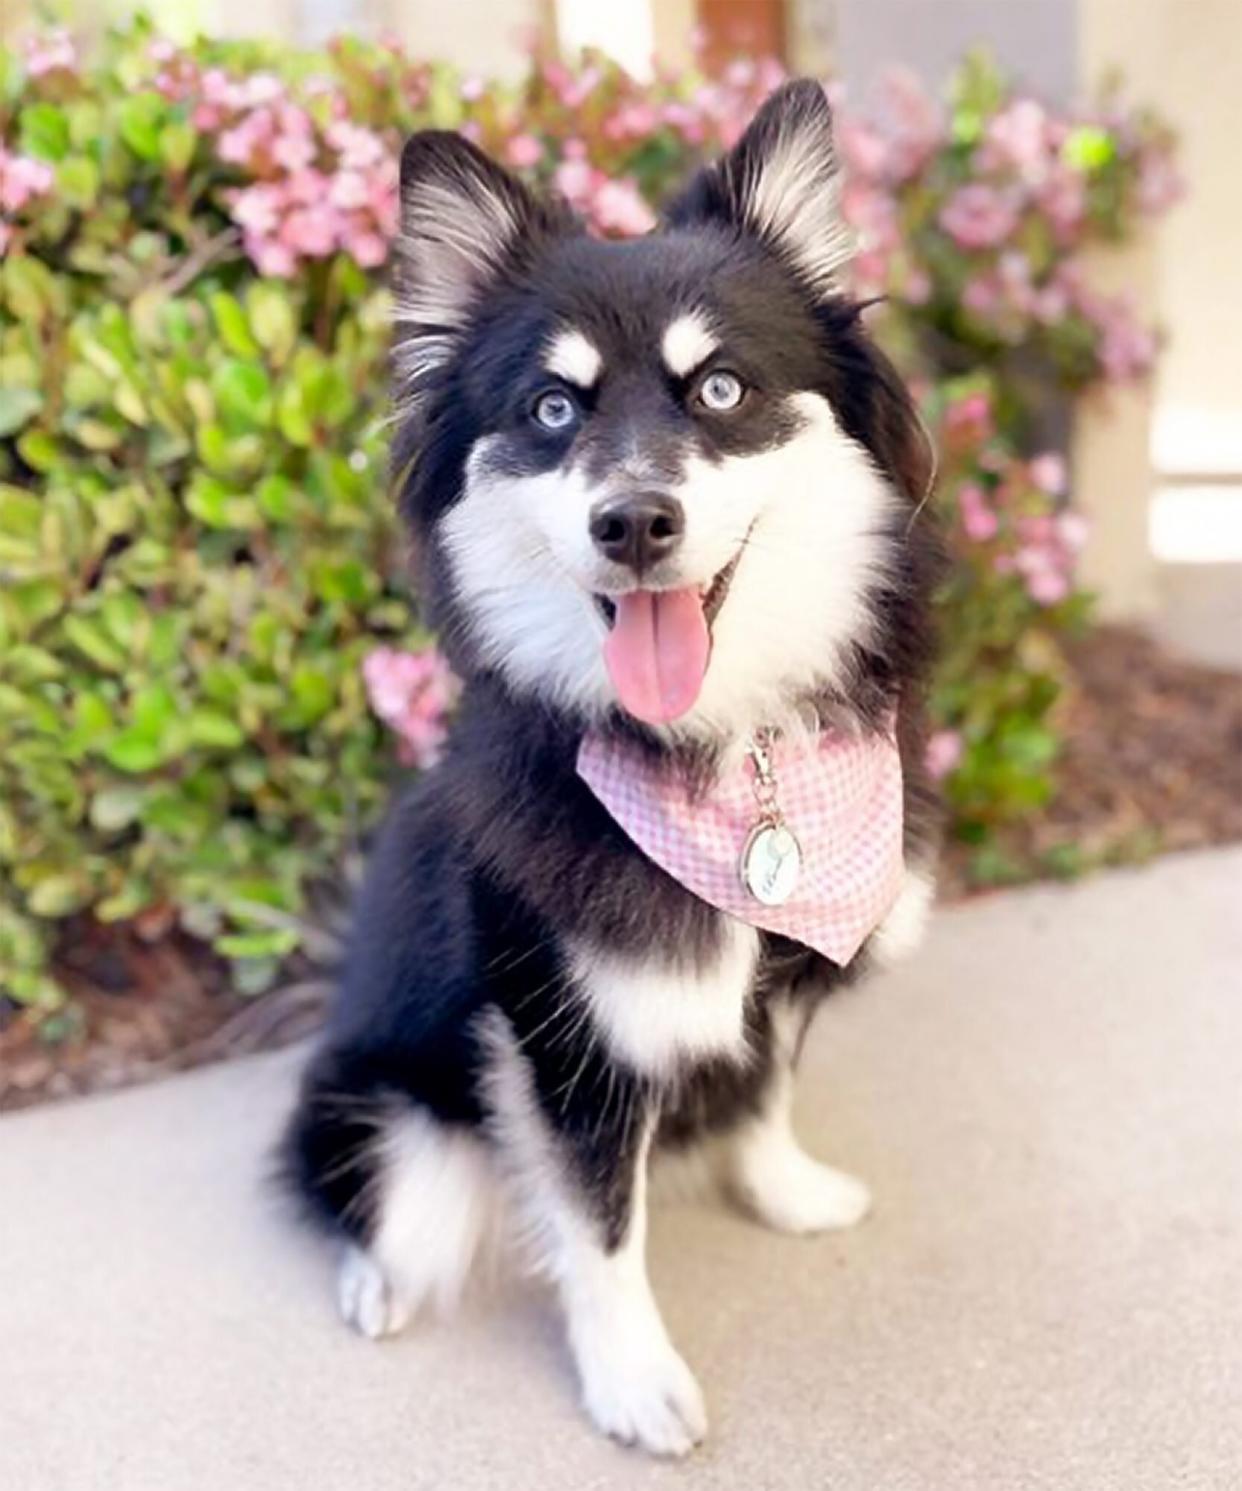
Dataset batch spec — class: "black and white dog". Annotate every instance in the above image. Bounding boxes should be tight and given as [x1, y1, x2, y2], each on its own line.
[282, 81, 941, 1457]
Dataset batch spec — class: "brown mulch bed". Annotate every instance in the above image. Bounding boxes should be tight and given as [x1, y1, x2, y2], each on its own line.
[3, 625, 1240, 1113]
[938, 625, 1242, 897]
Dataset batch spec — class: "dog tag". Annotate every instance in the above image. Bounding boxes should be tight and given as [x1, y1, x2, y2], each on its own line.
[740, 821, 803, 906]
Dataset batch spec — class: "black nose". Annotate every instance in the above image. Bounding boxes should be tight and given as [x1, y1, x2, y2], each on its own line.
[589, 492, 685, 573]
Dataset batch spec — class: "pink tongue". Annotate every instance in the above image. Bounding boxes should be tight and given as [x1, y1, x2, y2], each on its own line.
[603, 588, 710, 724]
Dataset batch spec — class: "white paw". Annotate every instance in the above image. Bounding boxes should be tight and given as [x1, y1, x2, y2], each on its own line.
[577, 1325, 707, 1458]
[337, 1246, 411, 1340]
[736, 1148, 872, 1235]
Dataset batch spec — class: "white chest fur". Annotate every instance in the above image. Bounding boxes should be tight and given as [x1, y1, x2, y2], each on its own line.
[571, 920, 759, 1079]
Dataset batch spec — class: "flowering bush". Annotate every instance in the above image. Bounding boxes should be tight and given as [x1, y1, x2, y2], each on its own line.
[838, 56, 1179, 410]
[0, 18, 1177, 1006]
[923, 380, 1092, 832]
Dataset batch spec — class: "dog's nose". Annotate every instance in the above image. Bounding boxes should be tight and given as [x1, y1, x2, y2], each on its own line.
[589, 492, 685, 572]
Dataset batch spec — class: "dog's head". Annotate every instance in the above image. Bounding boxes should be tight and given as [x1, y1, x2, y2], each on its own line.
[393, 81, 934, 743]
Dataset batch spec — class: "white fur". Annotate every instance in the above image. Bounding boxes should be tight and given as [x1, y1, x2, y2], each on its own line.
[571, 919, 758, 1079]
[741, 96, 852, 296]
[394, 167, 521, 408]
[870, 865, 935, 965]
[337, 1110, 496, 1337]
[478, 1012, 706, 1456]
[441, 395, 897, 743]
[545, 328, 602, 388]
[440, 448, 612, 718]
[724, 1006, 871, 1233]
[661, 312, 718, 377]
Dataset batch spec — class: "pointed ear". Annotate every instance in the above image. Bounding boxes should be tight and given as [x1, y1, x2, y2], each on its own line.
[394, 131, 571, 392]
[667, 80, 850, 298]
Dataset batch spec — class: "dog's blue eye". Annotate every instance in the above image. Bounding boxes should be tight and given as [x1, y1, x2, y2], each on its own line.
[532, 390, 578, 432]
[698, 370, 745, 412]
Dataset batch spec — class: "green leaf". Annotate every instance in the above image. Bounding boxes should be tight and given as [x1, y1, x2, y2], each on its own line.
[0, 484, 42, 537]
[56, 155, 100, 210]
[212, 359, 273, 430]
[210, 294, 261, 359]
[0, 387, 43, 437]
[27, 874, 91, 918]
[216, 928, 298, 960]
[62, 616, 128, 673]
[102, 731, 167, 774]
[90, 786, 146, 832]
[117, 94, 167, 162]
[246, 282, 298, 362]
[187, 710, 245, 749]
[19, 102, 70, 161]
[159, 120, 197, 173]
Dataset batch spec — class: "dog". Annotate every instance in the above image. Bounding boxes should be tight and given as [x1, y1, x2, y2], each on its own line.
[281, 79, 941, 1457]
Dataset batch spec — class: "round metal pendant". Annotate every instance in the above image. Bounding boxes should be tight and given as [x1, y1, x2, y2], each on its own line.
[740, 821, 803, 906]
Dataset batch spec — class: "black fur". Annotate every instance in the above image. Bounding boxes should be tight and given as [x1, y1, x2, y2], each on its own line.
[281, 83, 941, 1268]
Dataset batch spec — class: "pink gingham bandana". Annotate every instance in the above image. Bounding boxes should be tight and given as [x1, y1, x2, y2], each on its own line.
[577, 726, 905, 966]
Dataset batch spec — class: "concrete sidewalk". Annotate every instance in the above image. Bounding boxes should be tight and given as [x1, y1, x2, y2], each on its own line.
[2, 849, 1240, 1491]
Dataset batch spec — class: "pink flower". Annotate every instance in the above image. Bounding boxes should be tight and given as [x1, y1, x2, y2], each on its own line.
[273, 131, 316, 174]
[24, 27, 77, 78]
[553, 158, 597, 205]
[1028, 452, 1067, 496]
[602, 103, 659, 141]
[1099, 313, 1156, 379]
[329, 169, 371, 210]
[506, 134, 543, 169]
[590, 178, 656, 236]
[0, 151, 54, 213]
[1031, 282, 1070, 323]
[926, 729, 964, 780]
[903, 266, 932, 304]
[326, 122, 386, 170]
[838, 117, 890, 180]
[1025, 568, 1071, 605]
[943, 391, 994, 444]
[962, 273, 1001, 316]
[363, 647, 458, 769]
[981, 98, 1050, 179]
[230, 184, 282, 235]
[246, 236, 297, 277]
[1137, 148, 1183, 213]
[939, 184, 1021, 249]
[278, 207, 338, 258]
[236, 72, 284, 109]
[876, 66, 942, 177]
[345, 230, 388, 268]
[1056, 512, 1089, 552]
[958, 482, 998, 542]
[1037, 163, 1086, 242]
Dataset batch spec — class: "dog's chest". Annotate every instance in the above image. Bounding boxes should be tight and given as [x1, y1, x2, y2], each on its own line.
[570, 917, 759, 1079]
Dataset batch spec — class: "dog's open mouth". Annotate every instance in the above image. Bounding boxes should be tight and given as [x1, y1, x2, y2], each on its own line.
[592, 548, 745, 726]
[592, 548, 742, 631]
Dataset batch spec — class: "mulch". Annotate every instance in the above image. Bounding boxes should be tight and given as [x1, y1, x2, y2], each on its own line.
[3, 625, 1240, 1113]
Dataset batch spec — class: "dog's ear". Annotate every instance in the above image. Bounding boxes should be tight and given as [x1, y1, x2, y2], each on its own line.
[394, 131, 570, 392]
[667, 80, 849, 299]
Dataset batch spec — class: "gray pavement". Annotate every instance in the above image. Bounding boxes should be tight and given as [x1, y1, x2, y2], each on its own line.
[2, 848, 1240, 1491]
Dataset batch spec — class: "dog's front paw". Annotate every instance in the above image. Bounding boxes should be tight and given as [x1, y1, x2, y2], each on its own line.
[337, 1246, 411, 1340]
[735, 1147, 872, 1235]
[577, 1324, 707, 1458]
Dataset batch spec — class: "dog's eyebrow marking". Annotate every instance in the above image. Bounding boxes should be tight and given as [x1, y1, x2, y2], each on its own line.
[544, 328, 603, 388]
[661, 313, 718, 378]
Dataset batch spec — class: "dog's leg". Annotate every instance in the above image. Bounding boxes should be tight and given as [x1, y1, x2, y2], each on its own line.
[723, 1004, 871, 1234]
[481, 1010, 706, 1458]
[336, 1108, 495, 1338]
